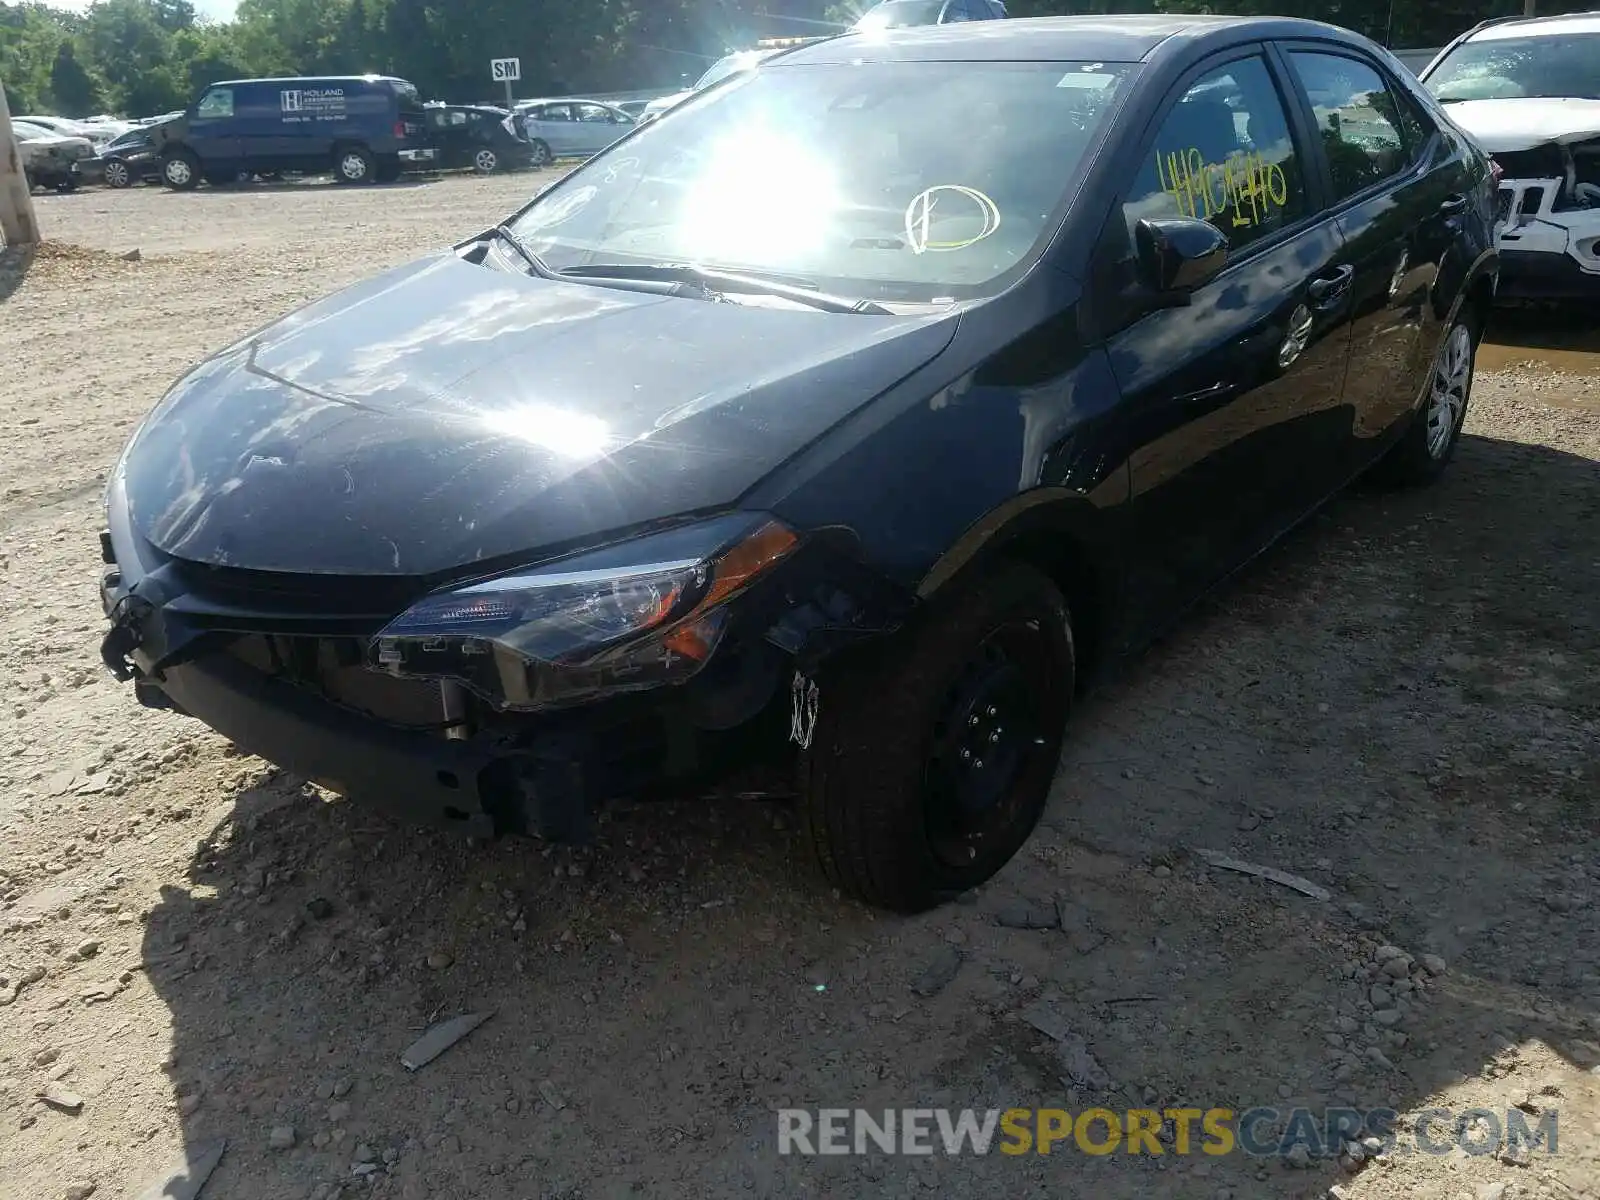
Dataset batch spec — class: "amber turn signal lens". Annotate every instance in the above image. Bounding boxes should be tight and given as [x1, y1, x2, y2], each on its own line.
[702, 520, 798, 609]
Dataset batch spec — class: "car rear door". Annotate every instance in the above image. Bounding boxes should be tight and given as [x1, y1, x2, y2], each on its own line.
[428, 108, 468, 167]
[1093, 47, 1356, 632]
[1277, 44, 1470, 469]
[527, 104, 575, 155]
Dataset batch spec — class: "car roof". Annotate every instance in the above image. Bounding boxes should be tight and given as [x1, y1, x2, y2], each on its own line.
[208, 75, 410, 87]
[777, 14, 1374, 65]
[1462, 10, 1600, 40]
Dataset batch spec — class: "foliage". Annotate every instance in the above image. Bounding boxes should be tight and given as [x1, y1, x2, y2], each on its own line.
[2, 0, 1598, 119]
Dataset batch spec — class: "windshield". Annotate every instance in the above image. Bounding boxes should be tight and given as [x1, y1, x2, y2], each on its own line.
[855, 0, 945, 30]
[506, 60, 1130, 303]
[1425, 33, 1600, 101]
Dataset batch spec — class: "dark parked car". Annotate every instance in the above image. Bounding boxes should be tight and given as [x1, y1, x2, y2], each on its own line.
[100, 16, 1496, 913]
[148, 75, 434, 189]
[94, 126, 164, 188]
[423, 104, 533, 174]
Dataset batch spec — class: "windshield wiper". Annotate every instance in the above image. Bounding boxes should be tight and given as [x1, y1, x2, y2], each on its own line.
[557, 262, 892, 315]
[489, 223, 558, 279]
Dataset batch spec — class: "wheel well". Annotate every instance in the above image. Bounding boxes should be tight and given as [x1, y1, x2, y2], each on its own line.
[990, 529, 1107, 689]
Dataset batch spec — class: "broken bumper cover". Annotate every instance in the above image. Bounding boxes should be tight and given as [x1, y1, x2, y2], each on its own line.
[1494, 177, 1600, 300]
[95, 489, 675, 841]
[156, 654, 505, 838]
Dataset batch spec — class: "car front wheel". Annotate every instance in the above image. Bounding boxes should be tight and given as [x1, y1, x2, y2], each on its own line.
[473, 147, 500, 174]
[1375, 311, 1478, 486]
[103, 160, 132, 188]
[797, 562, 1075, 913]
[161, 150, 200, 191]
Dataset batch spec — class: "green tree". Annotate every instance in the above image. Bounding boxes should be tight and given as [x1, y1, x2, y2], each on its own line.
[48, 39, 101, 114]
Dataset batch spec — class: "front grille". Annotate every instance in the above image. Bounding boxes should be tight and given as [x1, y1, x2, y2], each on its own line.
[166, 556, 424, 617]
[229, 634, 448, 728]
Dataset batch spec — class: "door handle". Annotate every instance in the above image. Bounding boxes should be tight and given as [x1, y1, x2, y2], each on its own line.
[1439, 193, 1468, 217]
[1307, 265, 1354, 308]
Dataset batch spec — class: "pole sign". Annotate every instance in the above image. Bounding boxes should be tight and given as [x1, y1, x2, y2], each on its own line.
[491, 57, 521, 109]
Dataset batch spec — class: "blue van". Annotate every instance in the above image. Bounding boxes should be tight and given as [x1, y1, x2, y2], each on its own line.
[150, 75, 434, 189]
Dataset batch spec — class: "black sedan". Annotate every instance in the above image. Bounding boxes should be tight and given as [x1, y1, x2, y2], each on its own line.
[422, 104, 534, 175]
[94, 127, 163, 188]
[100, 16, 1498, 913]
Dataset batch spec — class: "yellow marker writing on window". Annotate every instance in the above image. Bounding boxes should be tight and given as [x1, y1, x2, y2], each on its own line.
[1155, 147, 1289, 229]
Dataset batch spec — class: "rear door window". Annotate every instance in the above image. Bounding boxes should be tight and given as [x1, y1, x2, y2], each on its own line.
[1288, 52, 1409, 200]
[1122, 54, 1308, 253]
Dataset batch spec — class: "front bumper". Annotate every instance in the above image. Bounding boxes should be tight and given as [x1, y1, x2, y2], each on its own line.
[95, 488, 694, 841]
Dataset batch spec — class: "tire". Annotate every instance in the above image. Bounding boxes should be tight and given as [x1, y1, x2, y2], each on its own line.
[1374, 310, 1479, 487]
[527, 139, 552, 168]
[103, 159, 132, 189]
[472, 147, 500, 175]
[797, 561, 1075, 913]
[333, 145, 376, 185]
[161, 149, 199, 191]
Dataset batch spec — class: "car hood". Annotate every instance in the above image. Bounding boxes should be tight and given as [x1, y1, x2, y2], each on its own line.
[1442, 97, 1600, 153]
[120, 252, 957, 578]
[17, 132, 92, 154]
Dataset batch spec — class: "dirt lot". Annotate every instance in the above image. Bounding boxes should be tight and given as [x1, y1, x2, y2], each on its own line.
[3, 174, 1599, 1200]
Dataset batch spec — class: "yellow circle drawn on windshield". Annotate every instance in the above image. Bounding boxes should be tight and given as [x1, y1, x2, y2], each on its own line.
[903, 185, 1002, 255]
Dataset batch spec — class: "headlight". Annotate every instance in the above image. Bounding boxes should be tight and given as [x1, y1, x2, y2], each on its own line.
[370, 514, 797, 711]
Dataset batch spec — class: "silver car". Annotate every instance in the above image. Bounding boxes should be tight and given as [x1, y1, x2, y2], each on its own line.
[518, 100, 634, 166]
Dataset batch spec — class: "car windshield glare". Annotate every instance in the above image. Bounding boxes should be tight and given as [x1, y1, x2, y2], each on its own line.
[1426, 33, 1600, 101]
[694, 52, 763, 91]
[856, 0, 945, 31]
[507, 60, 1131, 302]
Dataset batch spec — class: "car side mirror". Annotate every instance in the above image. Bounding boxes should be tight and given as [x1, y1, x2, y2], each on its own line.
[1134, 217, 1228, 300]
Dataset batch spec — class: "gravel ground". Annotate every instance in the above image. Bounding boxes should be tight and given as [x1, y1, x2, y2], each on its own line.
[3, 175, 1599, 1200]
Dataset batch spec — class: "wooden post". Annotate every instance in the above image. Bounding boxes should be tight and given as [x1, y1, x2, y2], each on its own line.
[1, 81, 42, 248]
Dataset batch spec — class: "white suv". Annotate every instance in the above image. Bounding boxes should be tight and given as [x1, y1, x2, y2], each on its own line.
[1420, 11, 1600, 301]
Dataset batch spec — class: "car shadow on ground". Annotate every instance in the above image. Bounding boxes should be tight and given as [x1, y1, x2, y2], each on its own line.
[166, 178, 443, 197]
[0, 244, 34, 304]
[138, 432, 1600, 1198]
[1484, 306, 1600, 355]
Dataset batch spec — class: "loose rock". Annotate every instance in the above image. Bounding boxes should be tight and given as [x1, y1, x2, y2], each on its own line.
[911, 946, 963, 998]
[268, 1125, 296, 1150]
[39, 1083, 83, 1113]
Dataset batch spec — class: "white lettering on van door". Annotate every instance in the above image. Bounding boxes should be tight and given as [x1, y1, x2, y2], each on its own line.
[280, 88, 347, 122]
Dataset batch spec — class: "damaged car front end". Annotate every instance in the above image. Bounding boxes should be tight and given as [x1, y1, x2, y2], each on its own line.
[100, 473, 910, 841]
[1422, 16, 1600, 299]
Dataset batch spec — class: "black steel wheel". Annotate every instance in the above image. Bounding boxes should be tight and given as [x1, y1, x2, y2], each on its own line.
[798, 561, 1075, 912]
